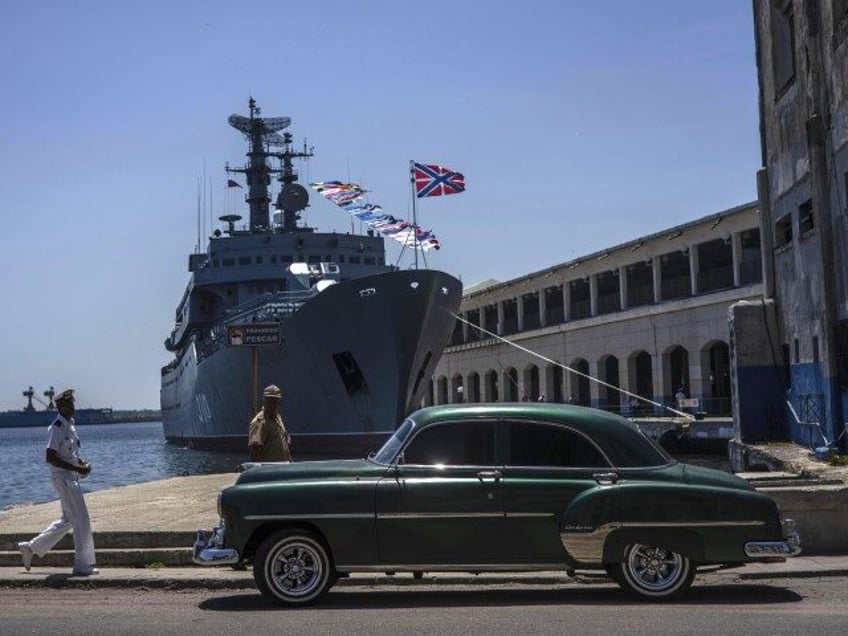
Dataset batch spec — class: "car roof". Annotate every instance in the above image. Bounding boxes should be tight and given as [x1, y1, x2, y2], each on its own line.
[407, 403, 671, 467]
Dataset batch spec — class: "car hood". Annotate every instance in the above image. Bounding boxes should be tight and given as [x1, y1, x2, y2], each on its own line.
[234, 458, 386, 485]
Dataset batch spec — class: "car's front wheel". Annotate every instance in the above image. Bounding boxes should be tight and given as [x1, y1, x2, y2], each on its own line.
[611, 543, 694, 600]
[254, 529, 335, 606]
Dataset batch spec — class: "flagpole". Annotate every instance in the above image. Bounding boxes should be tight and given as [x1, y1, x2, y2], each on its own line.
[410, 160, 418, 270]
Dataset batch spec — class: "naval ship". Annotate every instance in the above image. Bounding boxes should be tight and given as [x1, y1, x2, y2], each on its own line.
[0, 386, 114, 429]
[161, 99, 462, 457]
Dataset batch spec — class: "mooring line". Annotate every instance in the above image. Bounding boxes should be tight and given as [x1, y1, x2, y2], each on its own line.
[451, 313, 694, 421]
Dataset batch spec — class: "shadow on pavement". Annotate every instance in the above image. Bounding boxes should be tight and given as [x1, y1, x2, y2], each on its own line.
[198, 583, 802, 612]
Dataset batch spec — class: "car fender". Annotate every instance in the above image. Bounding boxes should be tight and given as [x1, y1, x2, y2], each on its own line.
[560, 481, 748, 565]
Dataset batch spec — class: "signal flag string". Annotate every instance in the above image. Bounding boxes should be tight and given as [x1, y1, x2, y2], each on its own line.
[451, 312, 695, 421]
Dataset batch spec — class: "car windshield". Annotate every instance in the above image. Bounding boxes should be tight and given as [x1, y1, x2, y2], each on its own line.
[370, 419, 415, 464]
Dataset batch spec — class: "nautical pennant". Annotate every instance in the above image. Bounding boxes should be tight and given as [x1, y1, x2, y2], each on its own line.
[309, 180, 441, 252]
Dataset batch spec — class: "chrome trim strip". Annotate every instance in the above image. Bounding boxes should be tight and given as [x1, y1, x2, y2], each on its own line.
[244, 513, 374, 521]
[617, 520, 766, 528]
[335, 563, 570, 573]
[377, 512, 504, 519]
[246, 511, 555, 521]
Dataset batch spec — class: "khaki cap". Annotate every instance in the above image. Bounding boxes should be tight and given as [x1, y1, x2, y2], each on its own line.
[263, 385, 282, 399]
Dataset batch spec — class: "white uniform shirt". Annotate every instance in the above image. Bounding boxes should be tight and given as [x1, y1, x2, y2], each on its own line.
[46, 414, 83, 477]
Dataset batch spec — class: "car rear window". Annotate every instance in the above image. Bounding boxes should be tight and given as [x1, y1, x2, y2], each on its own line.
[598, 424, 672, 467]
[506, 420, 608, 468]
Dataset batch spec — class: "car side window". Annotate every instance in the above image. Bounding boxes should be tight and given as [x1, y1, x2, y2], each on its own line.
[402, 420, 495, 466]
[507, 420, 608, 468]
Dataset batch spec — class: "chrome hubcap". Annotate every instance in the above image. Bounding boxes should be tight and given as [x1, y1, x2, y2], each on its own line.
[627, 545, 684, 591]
[271, 541, 323, 597]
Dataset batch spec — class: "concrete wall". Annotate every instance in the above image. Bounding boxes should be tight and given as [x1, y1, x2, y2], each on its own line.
[730, 299, 788, 442]
[753, 0, 848, 445]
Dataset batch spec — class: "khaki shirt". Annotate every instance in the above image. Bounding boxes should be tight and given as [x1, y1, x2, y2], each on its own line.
[248, 410, 291, 461]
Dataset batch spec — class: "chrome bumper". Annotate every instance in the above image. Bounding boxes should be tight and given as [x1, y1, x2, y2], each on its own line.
[745, 519, 802, 559]
[192, 523, 240, 566]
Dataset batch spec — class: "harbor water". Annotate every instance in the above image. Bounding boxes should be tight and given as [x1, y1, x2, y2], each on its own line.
[0, 422, 245, 510]
[0, 421, 732, 511]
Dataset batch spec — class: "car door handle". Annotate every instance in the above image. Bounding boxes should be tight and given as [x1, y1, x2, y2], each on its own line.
[593, 472, 618, 485]
[477, 470, 502, 482]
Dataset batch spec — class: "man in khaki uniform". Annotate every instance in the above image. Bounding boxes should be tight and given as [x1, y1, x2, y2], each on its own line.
[248, 384, 291, 462]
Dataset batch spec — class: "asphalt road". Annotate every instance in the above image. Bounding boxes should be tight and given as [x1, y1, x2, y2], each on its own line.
[2, 574, 847, 635]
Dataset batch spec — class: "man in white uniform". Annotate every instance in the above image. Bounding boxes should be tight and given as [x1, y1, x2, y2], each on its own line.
[18, 388, 98, 576]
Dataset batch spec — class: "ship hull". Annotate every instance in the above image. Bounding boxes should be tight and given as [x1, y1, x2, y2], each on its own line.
[161, 269, 461, 458]
[0, 408, 115, 429]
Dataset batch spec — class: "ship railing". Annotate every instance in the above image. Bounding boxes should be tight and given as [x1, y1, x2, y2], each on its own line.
[223, 290, 315, 324]
[193, 291, 315, 363]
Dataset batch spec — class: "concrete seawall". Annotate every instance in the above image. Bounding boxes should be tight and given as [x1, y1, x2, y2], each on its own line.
[730, 440, 848, 555]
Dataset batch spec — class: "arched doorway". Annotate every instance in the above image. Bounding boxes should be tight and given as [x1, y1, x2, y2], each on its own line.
[484, 370, 499, 402]
[504, 367, 519, 401]
[436, 376, 448, 404]
[451, 374, 464, 403]
[569, 358, 590, 406]
[549, 364, 564, 402]
[707, 341, 731, 415]
[630, 350, 654, 416]
[523, 364, 540, 401]
[467, 372, 481, 403]
[599, 354, 620, 413]
[667, 345, 690, 404]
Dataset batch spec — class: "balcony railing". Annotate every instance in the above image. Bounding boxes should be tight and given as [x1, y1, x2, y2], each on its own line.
[661, 275, 691, 300]
[597, 294, 621, 315]
[627, 285, 654, 308]
[739, 259, 763, 284]
[545, 305, 565, 324]
[570, 299, 591, 320]
[697, 266, 733, 293]
[501, 317, 518, 335]
[523, 313, 541, 330]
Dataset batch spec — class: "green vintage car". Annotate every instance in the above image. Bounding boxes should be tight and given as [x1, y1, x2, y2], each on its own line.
[193, 403, 800, 605]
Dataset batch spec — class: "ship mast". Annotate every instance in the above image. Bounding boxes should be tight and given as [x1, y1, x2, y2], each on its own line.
[22, 386, 35, 412]
[225, 98, 312, 233]
[273, 132, 313, 232]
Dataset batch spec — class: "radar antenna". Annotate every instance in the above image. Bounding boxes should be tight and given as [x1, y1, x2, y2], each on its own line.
[44, 386, 55, 409]
[22, 386, 35, 412]
[227, 96, 291, 145]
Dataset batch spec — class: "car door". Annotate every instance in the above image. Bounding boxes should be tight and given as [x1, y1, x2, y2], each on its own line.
[500, 418, 615, 563]
[375, 418, 504, 565]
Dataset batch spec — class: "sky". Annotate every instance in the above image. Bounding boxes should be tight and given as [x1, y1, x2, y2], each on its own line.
[0, 0, 761, 410]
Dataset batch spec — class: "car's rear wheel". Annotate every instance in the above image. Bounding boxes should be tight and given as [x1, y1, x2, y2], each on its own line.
[612, 543, 694, 600]
[254, 529, 335, 606]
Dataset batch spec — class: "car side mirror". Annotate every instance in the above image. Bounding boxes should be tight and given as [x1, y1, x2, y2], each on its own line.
[395, 452, 405, 466]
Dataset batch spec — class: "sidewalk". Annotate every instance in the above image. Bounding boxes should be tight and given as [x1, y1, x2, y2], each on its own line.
[1, 556, 847, 590]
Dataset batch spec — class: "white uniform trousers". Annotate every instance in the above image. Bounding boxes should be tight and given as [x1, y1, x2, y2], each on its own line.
[29, 472, 96, 571]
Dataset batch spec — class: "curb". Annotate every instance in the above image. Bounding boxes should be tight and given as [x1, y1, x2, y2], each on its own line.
[2, 564, 848, 591]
